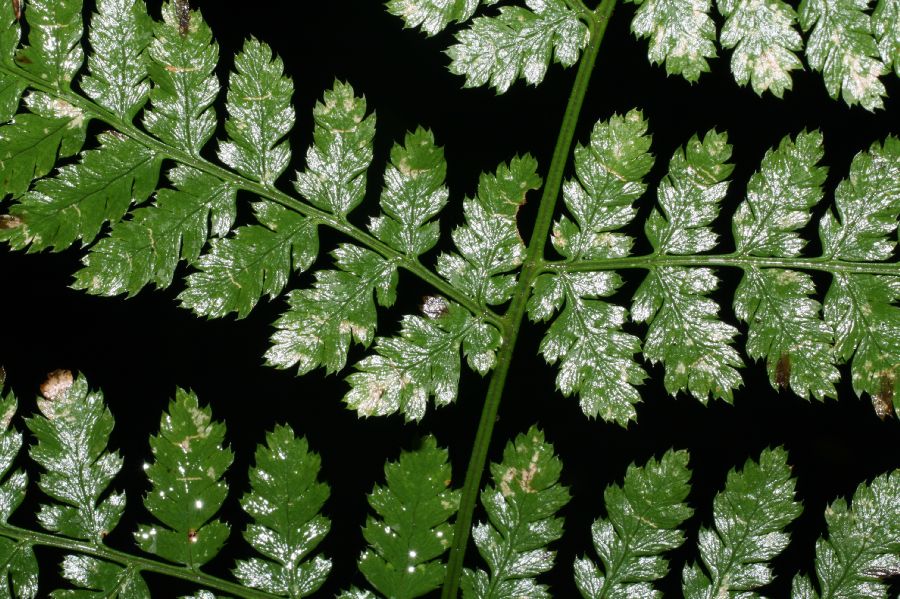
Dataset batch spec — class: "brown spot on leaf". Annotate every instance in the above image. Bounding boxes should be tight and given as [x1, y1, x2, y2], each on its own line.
[13, 51, 31, 65]
[775, 353, 790, 389]
[187, 528, 198, 543]
[0, 215, 22, 230]
[871, 371, 895, 420]
[12, 0, 20, 21]
[40, 369, 73, 400]
[176, 0, 190, 36]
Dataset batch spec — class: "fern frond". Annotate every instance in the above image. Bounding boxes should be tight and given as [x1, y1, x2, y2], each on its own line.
[574, 449, 693, 598]
[791, 471, 900, 598]
[462, 426, 570, 598]
[352, 436, 459, 598]
[137, 389, 233, 569]
[627, 0, 718, 81]
[53, 556, 149, 598]
[682, 448, 801, 597]
[387, 0, 496, 36]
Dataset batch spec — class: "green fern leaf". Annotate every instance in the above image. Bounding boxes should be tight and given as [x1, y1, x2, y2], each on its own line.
[0, 132, 161, 252]
[529, 271, 646, 423]
[799, 0, 888, 110]
[293, 82, 375, 217]
[179, 201, 317, 319]
[144, 1, 218, 157]
[0, 12, 26, 122]
[387, 0, 497, 35]
[27, 373, 125, 543]
[447, 0, 588, 93]
[355, 437, 459, 598]
[337, 589, 377, 599]
[0, 380, 37, 599]
[19, 0, 83, 90]
[717, 0, 803, 97]
[218, 39, 293, 186]
[182, 592, 229, 599]
[0, 93, 88, 198]
[136, 389, 233, 569]
[574, 450, 693, 598]
[345, 299, 501, 420]
[235, 425, 331, 597]
[266, 244, 398, 375]
[74, 166, 237, 297]
[552, 110, 654, 261]
[629, 0, 717, 81]
[52, 556, 149, 598]
[682, 448, 801, 597]
[369, 127, 448, 257]
[437, 156, 542, 307]
[461, 426, 570, 598]
[81, 0, 152, 120]
[873, 0, 900, 75]
[791, 471, 900, 598]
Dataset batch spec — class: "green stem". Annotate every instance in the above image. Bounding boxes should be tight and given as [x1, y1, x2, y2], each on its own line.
[441, 2, 617, 596]
[0, 64, 502, 329]
[0, 524, 278, 599]
[545, 254, 900, 276]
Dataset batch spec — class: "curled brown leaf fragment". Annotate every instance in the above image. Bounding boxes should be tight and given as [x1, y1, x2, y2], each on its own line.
[775, 353, 790, 389]
[11, 0, 20, 21]
[0, 215, 22, 230]
[40, 369, 73, 401]
[871, 371, 895, 420]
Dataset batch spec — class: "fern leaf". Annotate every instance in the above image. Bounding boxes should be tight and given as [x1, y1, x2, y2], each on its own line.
[369, 127, 448, 257]
[179, 201, 318, 319]
[574, 450, 693, 598]
[387, 0, 497, 35]
[0, 93, 88, 198]
[461, 426, 570, 598]
[144, 1, 218, 157]
[345, 299, 501, 420]
[0, 379, 37, 599]
[0, 12, 26, 122]
[717, 0, 803, 97]
[266, 244, 398, 375]
[552, 110, 654, 262]
[646, 130, 734, 255]
[820, 137, 900, 262]
[81, 0, 152, 120]
[74, 166, 237, 297]
[791, 471, 900, 598]
[293, 82, 375, 217]
[337, 589, 377, 599]
[682, 448, 801, 598]
[235, 425, 331, 597]
[218, 39, 293, 186]
[629, 0, 718, 82]
[1, 132, 161, 252]
[136, 389, 233, 569]
[800, 0, 888, 110]
[354, 437, 459, 599]
[437, 156, 542, 307]
[447, 0, 588, 93]
[52, 556, 149, 598]
[529, 271, 646, 423]
[733, 132, 827, 257]
[19, 0, 83, 90]
[27, 373, 125, 543]
[873, 0, 900, 75]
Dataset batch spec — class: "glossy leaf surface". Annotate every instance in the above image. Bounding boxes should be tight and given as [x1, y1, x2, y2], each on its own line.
[356, 437, 459, 598]
[236, 425, 331, 597]
[387, 0, 495, 35]
[461, 427, 570, 598]
[136, 389, 233, 569]
[629, 0, 717, 81]
[447, 0, 588, 92]
[27, 374, 125, 543]
[52, 556, 149, 598]
[437, 156, 541, 307]
[682, 448, 801, 597]
[267, 244, 398, 375]
[19, 0, 84, 89]
[345, 300, 501, 420]
[575, 450, 693, 598]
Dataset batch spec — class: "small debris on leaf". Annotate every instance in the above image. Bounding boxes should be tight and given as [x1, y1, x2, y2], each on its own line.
[40, 369, 73, 400]
[420, 295, 449, 319]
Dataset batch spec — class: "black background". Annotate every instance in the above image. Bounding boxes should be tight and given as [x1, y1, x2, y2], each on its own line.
[0, 0, 898, 596]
